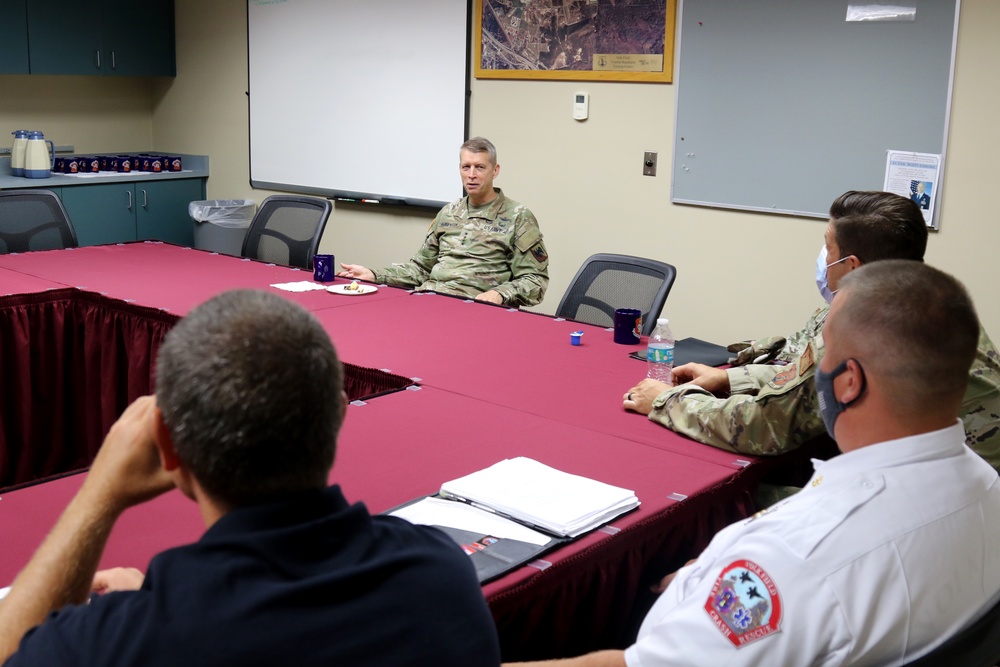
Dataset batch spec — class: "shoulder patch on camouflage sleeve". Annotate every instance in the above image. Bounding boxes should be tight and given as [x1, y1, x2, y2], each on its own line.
[704, 560, 782, 648]
[769, 365, 798, 389]
[515, 223, 542, 253]
[531, 245, 548, 262]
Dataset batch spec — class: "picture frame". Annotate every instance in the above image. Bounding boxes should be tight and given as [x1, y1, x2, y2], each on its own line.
[473, 0, 676, 83]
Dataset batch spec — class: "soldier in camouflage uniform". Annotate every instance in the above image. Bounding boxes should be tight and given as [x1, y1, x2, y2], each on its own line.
[623, 191, 1000, 475]
[338, 137, 549, 307]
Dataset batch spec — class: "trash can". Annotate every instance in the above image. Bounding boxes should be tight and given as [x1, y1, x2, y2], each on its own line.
[189, 200, 256, 256]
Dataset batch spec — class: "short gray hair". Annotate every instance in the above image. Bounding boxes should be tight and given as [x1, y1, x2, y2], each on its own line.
[460, 136, 497, 165]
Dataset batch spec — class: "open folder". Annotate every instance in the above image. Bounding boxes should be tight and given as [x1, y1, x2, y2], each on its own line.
[389, 457, 640, 583]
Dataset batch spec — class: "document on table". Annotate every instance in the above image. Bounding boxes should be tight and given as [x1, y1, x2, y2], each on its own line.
[439, 457, 640, 538]
[389, 458, 638, 582]
[390, 496, 550, 546]
[269, 281, 328, 292]
[390, 496, 558, 583]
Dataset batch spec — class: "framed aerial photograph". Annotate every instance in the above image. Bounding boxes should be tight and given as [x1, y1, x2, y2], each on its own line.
[474, 0, 675, 83]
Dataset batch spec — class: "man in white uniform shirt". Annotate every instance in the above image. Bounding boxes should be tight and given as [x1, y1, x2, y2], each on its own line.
[507, 260, 1000, 667]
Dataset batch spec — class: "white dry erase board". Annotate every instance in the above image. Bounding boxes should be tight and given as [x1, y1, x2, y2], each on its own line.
[671, 0, 960, 221]
[247, 0, 470, 208]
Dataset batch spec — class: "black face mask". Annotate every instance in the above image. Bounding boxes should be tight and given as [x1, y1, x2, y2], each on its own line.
[814, 358, 867, 438]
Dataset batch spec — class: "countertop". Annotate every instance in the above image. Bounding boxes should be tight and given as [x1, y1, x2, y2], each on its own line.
[0, 154, 209, 190]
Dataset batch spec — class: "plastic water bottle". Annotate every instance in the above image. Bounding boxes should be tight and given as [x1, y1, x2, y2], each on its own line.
[647, 318, 675, 383]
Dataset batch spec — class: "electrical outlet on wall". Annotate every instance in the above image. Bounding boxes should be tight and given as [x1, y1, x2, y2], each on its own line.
[643, 151, 657, 176]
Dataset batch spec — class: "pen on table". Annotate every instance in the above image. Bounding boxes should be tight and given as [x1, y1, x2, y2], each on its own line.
[438, 491, 564, 540]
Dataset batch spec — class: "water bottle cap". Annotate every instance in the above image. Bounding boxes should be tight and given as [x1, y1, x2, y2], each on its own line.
[657, 318, 669, 325]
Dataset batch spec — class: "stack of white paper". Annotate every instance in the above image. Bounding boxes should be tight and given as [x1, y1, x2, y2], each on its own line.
[440, 457, 640, 538]
[269, 281, 327, 292]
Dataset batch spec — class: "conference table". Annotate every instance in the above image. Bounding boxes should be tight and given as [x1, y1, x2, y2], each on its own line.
[0, 242, 814, 660]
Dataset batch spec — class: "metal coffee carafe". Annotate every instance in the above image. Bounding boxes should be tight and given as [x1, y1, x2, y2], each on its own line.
[10, 130, 29, 177]
[23, 131, 54, 178]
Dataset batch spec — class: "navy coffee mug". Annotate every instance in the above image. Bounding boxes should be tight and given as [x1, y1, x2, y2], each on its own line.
[313, 254, 334, 282]
[613, 308, 642, 344]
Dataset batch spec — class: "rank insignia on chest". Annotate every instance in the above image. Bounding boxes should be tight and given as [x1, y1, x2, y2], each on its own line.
[704, 560, 782, 648]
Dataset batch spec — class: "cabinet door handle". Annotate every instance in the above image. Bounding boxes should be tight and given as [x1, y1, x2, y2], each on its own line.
[111, 51, 116, 70]
[127, 190, 132, 210]
[95, 51, 101, 69]
[142, 189, 147, 208]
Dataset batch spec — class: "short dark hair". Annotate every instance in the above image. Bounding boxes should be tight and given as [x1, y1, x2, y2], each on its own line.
[828, 191, 927, 263]
[838, 260, 978, 413]
[156, 290, 344, 507]
[460, 136, 497, 165]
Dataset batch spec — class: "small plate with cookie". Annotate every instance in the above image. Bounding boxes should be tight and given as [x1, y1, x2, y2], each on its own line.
[328, 281, 378, 296]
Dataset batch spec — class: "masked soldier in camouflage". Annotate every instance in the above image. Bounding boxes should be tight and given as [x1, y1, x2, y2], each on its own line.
[338, 137, 549, 307]
[623, 191, 1000, 475]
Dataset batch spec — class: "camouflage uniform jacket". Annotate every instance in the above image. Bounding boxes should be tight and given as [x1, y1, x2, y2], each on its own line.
[372, 189, 549, 307]
[649, 308, 1000, 473]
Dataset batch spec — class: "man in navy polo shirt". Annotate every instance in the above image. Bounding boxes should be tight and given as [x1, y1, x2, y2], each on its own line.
[0, 290, 500, 666]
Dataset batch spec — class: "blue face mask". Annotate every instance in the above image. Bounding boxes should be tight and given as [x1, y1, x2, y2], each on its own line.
[814, 358, 867, 438]
[815, 246, 850, 304]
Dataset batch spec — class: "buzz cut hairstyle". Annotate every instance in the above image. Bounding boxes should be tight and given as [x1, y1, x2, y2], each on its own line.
[838, 260, 979, 412]
[460, 136, 497, 165]
[155, 289, 344, 507]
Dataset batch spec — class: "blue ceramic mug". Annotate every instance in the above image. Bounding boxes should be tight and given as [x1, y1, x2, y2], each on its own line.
[313, 254, 334, 282]
[613, 308, 642, 344]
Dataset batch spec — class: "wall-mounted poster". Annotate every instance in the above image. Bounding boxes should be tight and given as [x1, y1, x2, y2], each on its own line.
[474, 0, 675, 82]
[884, 150, 940, 229]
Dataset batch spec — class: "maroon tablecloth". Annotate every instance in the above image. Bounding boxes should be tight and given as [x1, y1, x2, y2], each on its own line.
[0, 243, 781, 660]
[313, 293, 752, 466]
[0, 242, 408, 315]
[0, 289, 175, 488]
[0, 387, 756, 659]
[0, 265, 67, 296]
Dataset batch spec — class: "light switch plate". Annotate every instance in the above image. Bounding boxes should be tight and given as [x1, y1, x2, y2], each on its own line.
[643, 151, 657, 176]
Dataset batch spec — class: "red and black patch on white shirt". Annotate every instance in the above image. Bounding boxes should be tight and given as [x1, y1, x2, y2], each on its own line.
[704, 559, 782, 648]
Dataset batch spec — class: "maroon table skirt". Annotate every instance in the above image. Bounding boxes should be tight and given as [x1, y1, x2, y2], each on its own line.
[0, 243, 808, 660]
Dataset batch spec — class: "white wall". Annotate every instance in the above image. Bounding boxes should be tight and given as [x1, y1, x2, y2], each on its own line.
[5, 0, 998, 345]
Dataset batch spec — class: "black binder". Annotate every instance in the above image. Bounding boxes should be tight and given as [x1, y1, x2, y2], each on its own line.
[629, 336, 731, 367]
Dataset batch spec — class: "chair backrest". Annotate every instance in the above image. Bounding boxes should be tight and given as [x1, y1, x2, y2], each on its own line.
[556, 253, 677, 336]
[0, 189, 78, 253]
[900, 594, 1000, 667]
[240, 195, 332, 270]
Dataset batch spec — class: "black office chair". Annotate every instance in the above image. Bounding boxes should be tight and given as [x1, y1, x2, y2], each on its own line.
[0, 189, 78, 253]
[240, 195, 332, 270]
[556, 253, 677, 336]
[899, 594, 1000, 667]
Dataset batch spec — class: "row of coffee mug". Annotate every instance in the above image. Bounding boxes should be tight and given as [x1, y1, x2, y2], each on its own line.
[53, 154, 183, 175]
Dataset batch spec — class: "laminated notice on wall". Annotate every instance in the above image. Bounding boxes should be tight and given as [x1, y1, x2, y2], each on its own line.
[884, 150, 940, 228]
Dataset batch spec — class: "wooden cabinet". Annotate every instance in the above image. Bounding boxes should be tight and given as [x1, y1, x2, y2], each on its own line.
[22, 0, 175, 76]
[0, 0, 30, 74]
[61, 178, 204, 247]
